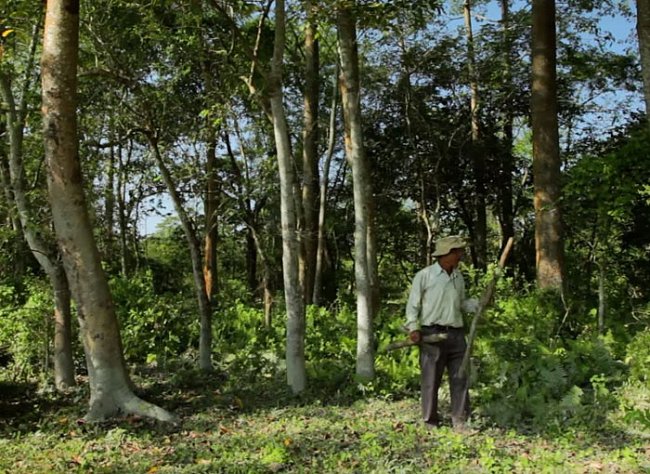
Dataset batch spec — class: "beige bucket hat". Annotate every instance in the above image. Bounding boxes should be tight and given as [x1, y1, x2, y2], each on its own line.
[432, 235, 466, 257]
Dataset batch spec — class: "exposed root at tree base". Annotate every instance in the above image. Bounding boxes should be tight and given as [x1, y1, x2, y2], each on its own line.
[84, 392, 178, 424]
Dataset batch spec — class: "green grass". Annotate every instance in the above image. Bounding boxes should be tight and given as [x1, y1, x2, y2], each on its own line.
[1, 366, 649, 474]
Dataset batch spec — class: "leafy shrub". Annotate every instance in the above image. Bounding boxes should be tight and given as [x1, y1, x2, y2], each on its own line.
[110, 271, 193, 366]
[0, 278, 53, 380]
[474, 288, 625, 430]
[625, 328, 650, 385]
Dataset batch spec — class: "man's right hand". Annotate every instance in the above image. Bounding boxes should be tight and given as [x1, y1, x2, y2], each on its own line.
[409, 330, 422, 343]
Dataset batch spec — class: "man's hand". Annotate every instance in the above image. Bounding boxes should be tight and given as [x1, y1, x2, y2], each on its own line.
[409, 330, 422, 343]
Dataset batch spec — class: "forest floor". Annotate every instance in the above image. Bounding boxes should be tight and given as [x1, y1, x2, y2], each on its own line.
[1, 367, 649, 474]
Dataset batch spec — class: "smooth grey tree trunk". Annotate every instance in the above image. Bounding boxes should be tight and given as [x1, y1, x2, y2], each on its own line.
[269, 0, 306, 393]
[41, 0, 175, 422]
[531, 0, 565, 290]
[338, 4, 376, 380]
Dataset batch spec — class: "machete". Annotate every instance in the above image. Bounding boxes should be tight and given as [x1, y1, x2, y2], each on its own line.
[382, 331, 448, 352]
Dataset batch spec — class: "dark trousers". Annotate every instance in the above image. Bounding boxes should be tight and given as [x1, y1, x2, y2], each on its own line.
[419, 325, 470, 426]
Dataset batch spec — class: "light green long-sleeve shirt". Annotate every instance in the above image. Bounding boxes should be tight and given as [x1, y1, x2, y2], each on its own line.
[405, 262, 474, 332]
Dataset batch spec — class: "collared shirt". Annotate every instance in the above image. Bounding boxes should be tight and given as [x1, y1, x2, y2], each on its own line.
[405, 262, 471, 331]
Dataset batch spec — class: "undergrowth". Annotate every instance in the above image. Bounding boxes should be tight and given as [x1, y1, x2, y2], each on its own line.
[1, 349, 649, 474]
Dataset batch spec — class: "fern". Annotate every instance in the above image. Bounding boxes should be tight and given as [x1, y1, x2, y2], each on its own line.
[559, 385, 584, 415]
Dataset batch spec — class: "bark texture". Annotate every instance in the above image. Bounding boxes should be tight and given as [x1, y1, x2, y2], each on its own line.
[270, 0, 306, 393]
[531, 0, 565, 290]
[42, 0, 175, 422]
[338, 4, 377, 380]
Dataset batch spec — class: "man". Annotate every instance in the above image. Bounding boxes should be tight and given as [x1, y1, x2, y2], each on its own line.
[405, 235, 478, 429]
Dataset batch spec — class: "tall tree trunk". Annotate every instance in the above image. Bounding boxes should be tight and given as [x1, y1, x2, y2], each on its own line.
[116, 140, 131, 275]
[41, 0, 174, 421]
[145, 133, 213, 372]
[246, 224, 258, 294]
[637, 0, 650, 120]
[104, 140, 116, 256]
[204, 137, 219, 304]
[338, 3, 376, 380]
[597, 260, 606, 334]
[269, 0, 306, 393]
[499, 0, 515, 253]
[531, 0, 565, 290]
[464, 0, 487, 270]
[1, 116, 30, 284]
[313, 66, 339, 306]
[1, 21, 75, 390]
[300, 0, 320, 306]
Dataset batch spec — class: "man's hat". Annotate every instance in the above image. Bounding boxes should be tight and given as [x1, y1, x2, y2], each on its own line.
[432, 235, 466, 257]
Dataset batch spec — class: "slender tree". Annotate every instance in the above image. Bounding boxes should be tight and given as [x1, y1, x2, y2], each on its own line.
[204, 136, 219, 305]
[531, 0, 564, 289]
[269, 0, 306, 393]
[300, 0, 320, 306]
[143, 130, 213, 372]
[463, 0, 487, 270]
[41, 0, 174, 421]
[498, 0, 515, 252]
[337, 1, 377, 379]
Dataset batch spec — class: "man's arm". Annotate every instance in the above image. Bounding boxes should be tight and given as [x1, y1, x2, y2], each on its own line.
[405, 271, 423, 333]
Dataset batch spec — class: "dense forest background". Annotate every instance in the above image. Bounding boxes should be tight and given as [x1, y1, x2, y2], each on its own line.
[1, 0, 650, 471]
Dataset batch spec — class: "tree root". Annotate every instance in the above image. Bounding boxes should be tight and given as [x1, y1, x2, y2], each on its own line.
[84, 388, 178, 424]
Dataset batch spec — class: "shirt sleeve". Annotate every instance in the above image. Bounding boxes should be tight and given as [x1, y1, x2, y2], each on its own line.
[458, 274, 477, 313]
[405, 271, 423, 332]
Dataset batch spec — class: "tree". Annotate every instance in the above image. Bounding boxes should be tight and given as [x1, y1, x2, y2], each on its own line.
[497, 0, 515, 253]
[269, 0, 306, 393]
[41, 0, 174, 421]
[463, 0, 487, 270]
[143, 130, 213, 372]
[300, 0, 320, 306]
[531, 0, 564, 290]
[337, 1, 377, 380]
